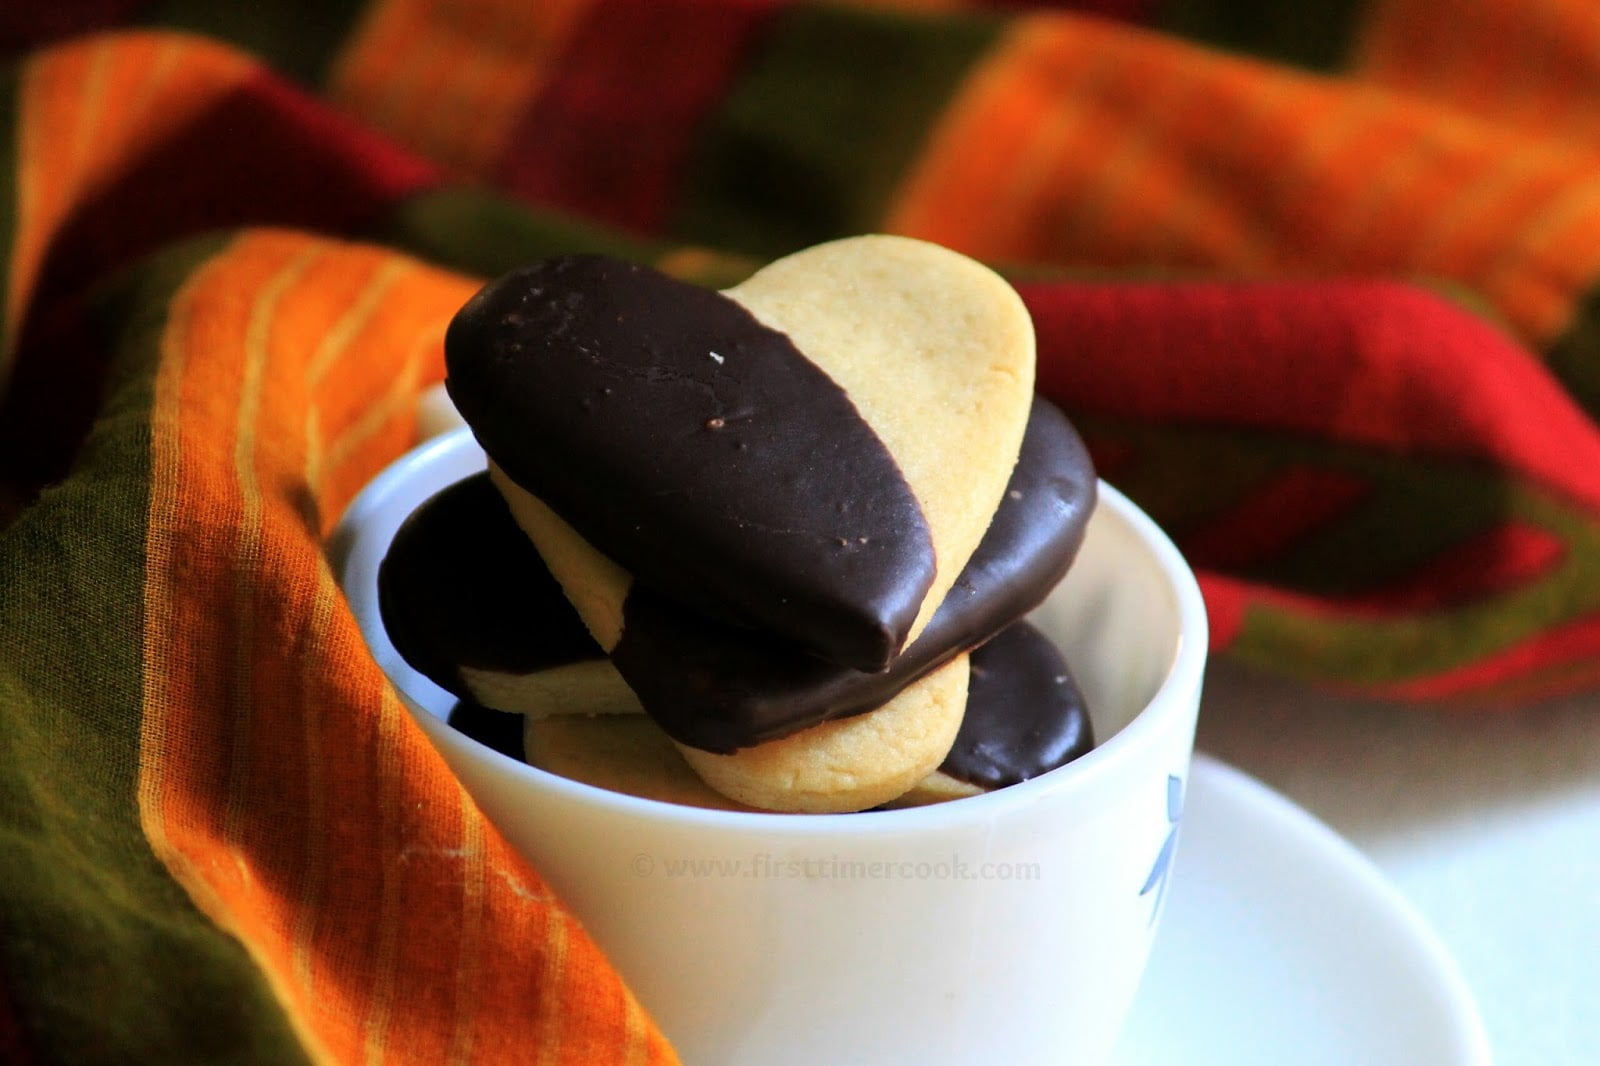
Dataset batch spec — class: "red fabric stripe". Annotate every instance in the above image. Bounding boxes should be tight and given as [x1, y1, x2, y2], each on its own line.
[0, 982, 27, 1064]
[493, 0, 781, 236]
[1196, 519, 1571, 695]
[0, 960, 35, 1065]
[0, 0, 142, 55]
[32, 68, 437, 307]
[1179, 466, 1369, 570]
[1195, 571, 1249, 651]
[1022, 279, 1600, 510]
[1198, 531, 1585, 698]
[1080, 432, 1137, 480]
[0, 67, 438, 494]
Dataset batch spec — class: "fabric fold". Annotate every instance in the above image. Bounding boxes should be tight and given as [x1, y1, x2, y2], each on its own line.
[4, 1, 1600, 1061]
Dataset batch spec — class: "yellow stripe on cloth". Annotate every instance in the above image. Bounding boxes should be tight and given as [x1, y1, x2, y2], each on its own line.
[140, 238, 342, 1066]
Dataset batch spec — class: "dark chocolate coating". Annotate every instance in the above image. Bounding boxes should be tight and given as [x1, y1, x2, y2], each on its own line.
[939, 622, 1093, 789]
[446, 701, 527, 762]
[613, 398, 1096, 751]
[377, 473, 607, 697]
[443, 254, 934, 672]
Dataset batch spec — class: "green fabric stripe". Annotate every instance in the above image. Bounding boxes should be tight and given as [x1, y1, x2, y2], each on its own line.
[142, 0, 369, 87]
[1154, 0, 1371, 71]
[375, 187, 671, 279]
[375, 186, 761, 288]
[1227, 456, 1504, 596]
[1075, 417, 1289, 539]
[669, 3, 1003, 258]
[0, 59, 21, 394]
[1234, 480, 1600, 684]
[0, 233, 312, 1065]
[1094, 419, 1600, 683]
[1097, 421, 1521, 589]
[1544, 281, 1600, 421]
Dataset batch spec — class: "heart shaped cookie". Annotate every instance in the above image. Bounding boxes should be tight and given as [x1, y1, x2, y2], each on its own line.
[471, 398, 1087, 752]
[607, 398, 1095, 750]
[521, 654, 968, 815]
[446, 234, 1034, 671]
[434, 235, 1044, 811]
[722, 234, 1036, 648]
[519, 623, 1090, 814]
[884, 622, 1093, 808]
[377, 418, 1092, 811]
[676, 654, 970, 813]
[522, 715, 758, 812]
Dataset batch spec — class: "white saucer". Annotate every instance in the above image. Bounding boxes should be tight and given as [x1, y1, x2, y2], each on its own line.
[1111, 755, 1492, 1066]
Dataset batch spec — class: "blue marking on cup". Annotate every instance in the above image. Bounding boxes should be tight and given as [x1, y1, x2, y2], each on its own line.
[1139, 773, 1185, 924]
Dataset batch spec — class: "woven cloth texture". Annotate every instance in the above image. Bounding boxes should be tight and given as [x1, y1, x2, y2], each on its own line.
[5, 0, 1600, 1061]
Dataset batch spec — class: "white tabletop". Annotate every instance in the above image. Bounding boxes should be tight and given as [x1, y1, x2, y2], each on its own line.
[1195, 661, 1600, 1066]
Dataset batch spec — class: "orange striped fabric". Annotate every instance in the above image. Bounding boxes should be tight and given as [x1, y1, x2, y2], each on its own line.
[11, 1, 1600, 1061]
[1356, 0, 1600, 146]
[138, 229, 675, 1065]
[329, 0, 596, 176]
[886, 13, 1600, 348]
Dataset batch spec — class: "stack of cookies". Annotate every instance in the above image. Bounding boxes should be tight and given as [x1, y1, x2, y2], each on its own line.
[379, 236, 1098, 813]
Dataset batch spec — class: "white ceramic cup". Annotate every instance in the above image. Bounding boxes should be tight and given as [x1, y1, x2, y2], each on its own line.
[333, 427, 1207, 1066]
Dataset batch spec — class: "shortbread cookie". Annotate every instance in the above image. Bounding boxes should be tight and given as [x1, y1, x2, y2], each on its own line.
[724, 234, 1035, 647]
[484, 623, 1090, 813]
[675, 655, 969, 813]
[446, 235, 1034, 671]
[886, 622, 1093, 808]
[378, 470, 973, 811]
[439, 645, 970, 815]
[378, 474, 641, 717]
[446, 700, 751, 810]
[390, 398, 1090, 752]
[609, 398, 1095, 751]
[523, 715, 758, 812]
[437, 235, 1039, 812]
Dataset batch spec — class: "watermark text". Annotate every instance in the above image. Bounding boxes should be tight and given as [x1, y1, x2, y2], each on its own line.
[628, 851, 1040, 881]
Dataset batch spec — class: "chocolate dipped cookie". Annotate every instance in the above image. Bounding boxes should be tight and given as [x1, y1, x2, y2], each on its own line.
[381, 483, 1090, 810]
[445, 234, 1035, 671]
[429, 234, 1084, 813]
[499, 623, 1088, 811]
[379, 472, 975, 812]
[675, 655, 970, 812]
[606, 398, 1096, 752]
[378, 396, 1095, 810]
[377, 473, 640, 717]
[885, 622, 1093, 807]
[400, 398, 1087, 749]
[522, 713, 760, 812]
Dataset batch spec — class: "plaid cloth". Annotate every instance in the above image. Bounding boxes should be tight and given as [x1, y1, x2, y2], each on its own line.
[4, 0, 1600, 1061]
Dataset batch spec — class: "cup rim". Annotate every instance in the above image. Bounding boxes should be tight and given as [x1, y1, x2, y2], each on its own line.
[336, 427, 1209, 836]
